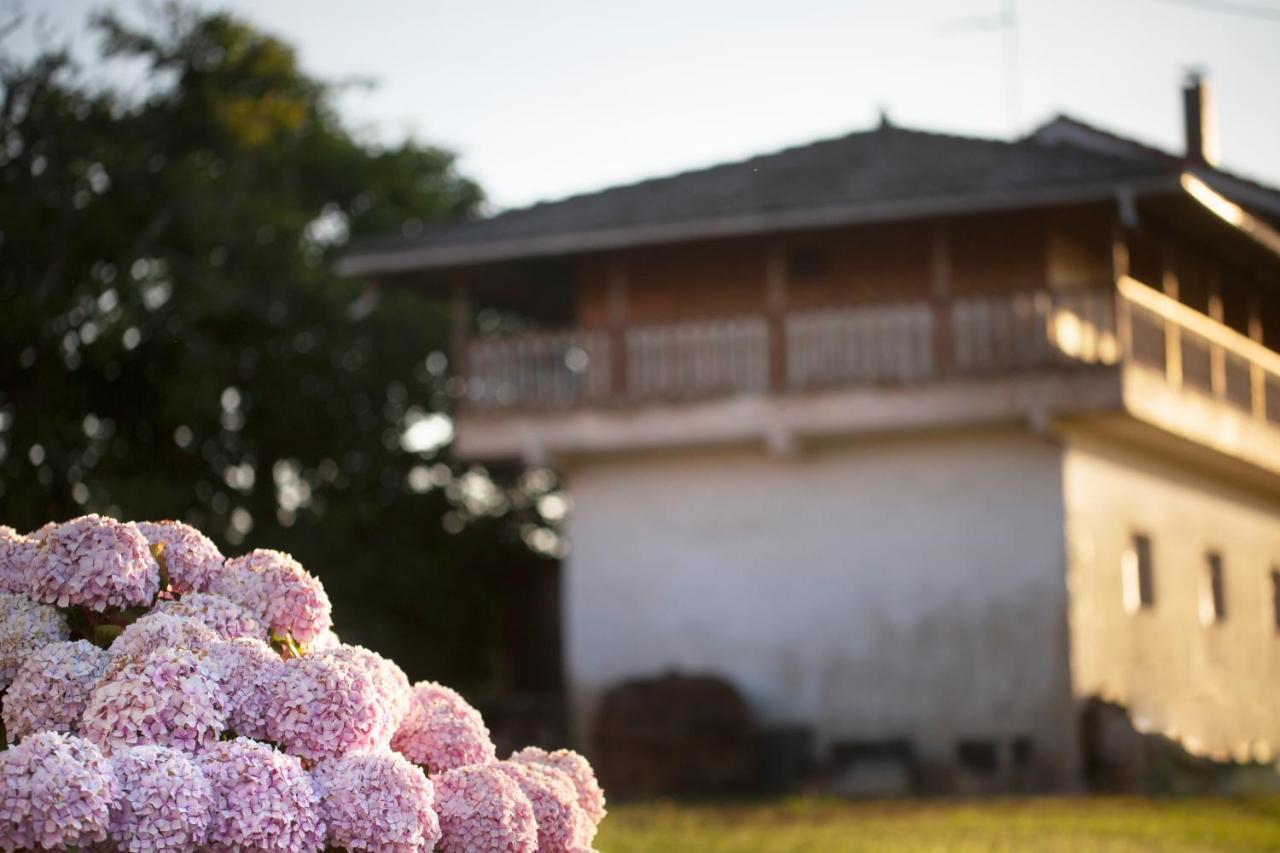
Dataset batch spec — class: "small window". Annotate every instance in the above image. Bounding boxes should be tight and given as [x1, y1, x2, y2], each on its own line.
[1200, 552, 1226, 625]
[1271, 570, 1280, 631]
[786, 247, 829, 280]
[956, 739, 999, 775]
[1011, 736, 1035, 769]
[1122, 533, 1155, 614]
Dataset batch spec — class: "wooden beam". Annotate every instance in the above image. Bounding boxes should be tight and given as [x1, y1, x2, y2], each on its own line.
[1161, 243, 1182, 388]
[931, 224, 953, 376]
[765, 244, 788, 391]
[1207, 271, 1227, 397]
[450, 276, 472, 399]
[1112, 225, 1132, 359]
[607, 258, 629, 398]
[1249, 296, 1266, 420]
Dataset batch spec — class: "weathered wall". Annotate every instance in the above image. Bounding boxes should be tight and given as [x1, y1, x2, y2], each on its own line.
[1063, 433, 1280, 763]
[563, 430, 1079, 784]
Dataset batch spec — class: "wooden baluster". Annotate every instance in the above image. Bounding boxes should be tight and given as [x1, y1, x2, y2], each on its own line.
[1249, 297, 1266, 420]
[1208, 272, 1226, 398]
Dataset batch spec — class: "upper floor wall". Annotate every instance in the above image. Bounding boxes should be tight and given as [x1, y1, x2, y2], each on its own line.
[570, 207, 1111, 329]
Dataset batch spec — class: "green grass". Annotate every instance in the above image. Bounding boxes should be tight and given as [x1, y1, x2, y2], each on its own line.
[594, 796, 1280, 852]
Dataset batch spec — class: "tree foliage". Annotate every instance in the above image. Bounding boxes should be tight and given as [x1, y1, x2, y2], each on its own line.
[0, 4, 559, 694]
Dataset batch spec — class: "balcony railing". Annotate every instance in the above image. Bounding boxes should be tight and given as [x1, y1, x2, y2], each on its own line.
[1118, 274, 1280, 423]
[462, 280, 1280, 425]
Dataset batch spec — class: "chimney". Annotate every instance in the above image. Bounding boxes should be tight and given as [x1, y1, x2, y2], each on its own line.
[1182, 70, 1219, 166]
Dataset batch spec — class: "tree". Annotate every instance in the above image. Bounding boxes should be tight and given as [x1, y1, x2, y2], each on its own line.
[0, 4, 561, 694]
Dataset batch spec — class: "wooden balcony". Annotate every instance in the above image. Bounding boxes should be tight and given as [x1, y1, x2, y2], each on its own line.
[454, 278, 1280, 469]
[462, 280, 1280, 432]
[463, 286, 1124, 410]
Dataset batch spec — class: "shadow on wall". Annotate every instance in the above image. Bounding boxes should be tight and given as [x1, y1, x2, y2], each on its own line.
[583, 674, 1280, 798]
[1079, 697, 1280, 795]
[591, 672, 759, 798]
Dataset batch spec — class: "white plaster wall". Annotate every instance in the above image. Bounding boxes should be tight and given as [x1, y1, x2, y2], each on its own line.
[1063, 433, 1280, 762]
[564, 430, 1078, 780]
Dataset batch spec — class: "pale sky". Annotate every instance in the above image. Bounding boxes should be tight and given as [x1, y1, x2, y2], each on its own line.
[17, 0, 1280, 212]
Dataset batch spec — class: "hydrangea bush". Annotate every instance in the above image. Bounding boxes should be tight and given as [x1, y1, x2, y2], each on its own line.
[0, 514, 606, 851]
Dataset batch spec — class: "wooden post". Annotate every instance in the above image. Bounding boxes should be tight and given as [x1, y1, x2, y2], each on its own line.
[1249, 296, 1266, 420]
[607, 259, 629, 399]
[450, 276, 471, 402]
[1112, 225, 1132, 359]
[765, 244, 789, 391]
[1161, 244, 1182, 388]
[931, 224, 953, 376]
[1208, 272, 1226, 398]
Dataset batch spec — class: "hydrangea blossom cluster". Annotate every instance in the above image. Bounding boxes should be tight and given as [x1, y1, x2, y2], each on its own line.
[498, 760, 596, 853]
[0, 527, 34, 595]
[109, 745, 214, 851]
[134, 520, 225, 595]
[0, 594, 69, 689]
[199, 737, 326, 853]
[3, 639, 109, 742]
[391, 681, 498, 774]
[26, 514, 159, 612]
[313, 750, 441, 852]
[81, 647, 228, 753]
[216, 549, 332, 643]
[266, 655, 388, 761]
[156, 591, 267, 640]
[0, 731, 115, 851]
[0, 514, 608, 850]
[202, 637, 283, 740]
[109, 612, 219, 661]
[511, 745, 608, 825]
[434, 764, 538, 853]
[318, 643, 413, 732]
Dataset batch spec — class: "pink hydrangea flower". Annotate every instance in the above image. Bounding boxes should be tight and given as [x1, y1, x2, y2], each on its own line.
[0, 731, 115, 851]
[0, 526, 34, 595]
[155, 591, 267, 640]
[434, 764, 537, 853]
[81, 647, 227, 754]
[392, 681, 497, 774]
[216, 549, 332, 643]
[203, 638, 283, 740]
[198, 737, 325, 853]
[109, 612, 219, 661]
[25, 522, 56, 542]
[316, 644, 412, 733]
[312, 750, 441, 852]
[135, 520, 225, 595]
[266, 655, 388, 761]
[310, 628, 341, 652]
[26, 515, 159, 612]
[109, 745, 213, 851]
[497, 761, 595, 853]
[3, 639, 109, 743]
[510, 746, 607, 826]
[0, 593, 70, 690]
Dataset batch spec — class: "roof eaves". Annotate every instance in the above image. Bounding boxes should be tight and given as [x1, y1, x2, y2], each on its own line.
[337, 175, 1180, 278]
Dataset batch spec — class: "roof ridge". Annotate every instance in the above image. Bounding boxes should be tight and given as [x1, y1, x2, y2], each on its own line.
[485, 121, 1039, 222]
[1032, 113, 1280, 199]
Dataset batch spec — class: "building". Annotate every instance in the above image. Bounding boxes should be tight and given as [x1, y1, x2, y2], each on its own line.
[340, 77, 1280, 789]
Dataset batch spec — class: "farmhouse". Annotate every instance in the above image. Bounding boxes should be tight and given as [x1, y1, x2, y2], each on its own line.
[341, 76, 1280, 789]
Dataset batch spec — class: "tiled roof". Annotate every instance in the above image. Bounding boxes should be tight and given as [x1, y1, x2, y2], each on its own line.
[340, 118, 1267, 276]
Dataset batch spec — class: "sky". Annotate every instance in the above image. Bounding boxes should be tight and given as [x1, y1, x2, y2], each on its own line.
[15, 0, 1280, 212]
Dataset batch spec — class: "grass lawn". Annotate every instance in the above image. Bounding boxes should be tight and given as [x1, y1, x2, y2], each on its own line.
[594, 796, 1280, 852]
